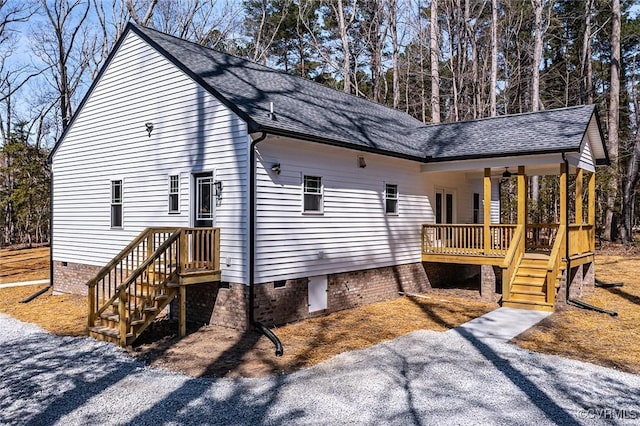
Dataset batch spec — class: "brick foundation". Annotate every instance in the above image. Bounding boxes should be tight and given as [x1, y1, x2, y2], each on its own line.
[53, 260, 101, 295]
[556, 260, 595, 307]
[53, 259, 490, 330]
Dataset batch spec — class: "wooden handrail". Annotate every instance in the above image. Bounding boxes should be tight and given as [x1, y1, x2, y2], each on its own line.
[88, 227, 178, 286]
[95, 229, 182, 318]
[502, 225, 524, 268]
[501, 225, 524, 303]
[545, 225, 566, 305]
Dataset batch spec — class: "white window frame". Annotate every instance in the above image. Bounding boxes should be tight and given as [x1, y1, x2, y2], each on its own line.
[302, 174, 323, 214]
[111, 180, 123, 228]
[168, 174, 180, 214]
[385, 183, 399, 215]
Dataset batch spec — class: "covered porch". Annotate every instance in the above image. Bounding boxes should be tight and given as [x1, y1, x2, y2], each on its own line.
[420, 163, 597, 311]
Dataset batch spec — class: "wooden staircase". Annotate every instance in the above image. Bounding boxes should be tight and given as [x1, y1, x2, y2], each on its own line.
[87, 227, 221, 347]
[503, 253, 556, 311]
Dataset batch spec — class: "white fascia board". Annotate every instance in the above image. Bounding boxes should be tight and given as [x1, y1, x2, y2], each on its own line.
[420, 153, 565, 173]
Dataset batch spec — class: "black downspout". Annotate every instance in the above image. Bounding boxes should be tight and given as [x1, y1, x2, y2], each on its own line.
[249, 132, 284, 356]
[21, 161, 53, 303]
[562, 153, 617, 317]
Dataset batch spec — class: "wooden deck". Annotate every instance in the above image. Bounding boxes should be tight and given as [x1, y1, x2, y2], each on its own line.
[87, 227, 221, 346]
[421, 223, 595, 311]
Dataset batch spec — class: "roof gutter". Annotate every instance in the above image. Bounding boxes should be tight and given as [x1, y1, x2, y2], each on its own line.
[259, 125, 427, 164]
[249, 131, 283, 356]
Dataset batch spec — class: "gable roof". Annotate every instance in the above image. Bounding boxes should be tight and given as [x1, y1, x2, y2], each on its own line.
[131, 24, 427, 160]
[49, 23, 608, 166]
[416, 105, 607, 163]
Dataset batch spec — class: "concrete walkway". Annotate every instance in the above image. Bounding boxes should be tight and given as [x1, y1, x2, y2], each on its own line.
[0, 279, 49, 289]
[454, 306, 551, 344]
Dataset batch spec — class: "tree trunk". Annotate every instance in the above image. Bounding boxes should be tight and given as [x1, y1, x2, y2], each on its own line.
[490, 0, 497, 117]
[389, 0, 399, 108]
[604, 0, 621, 241]
[430, 0, 440, 123]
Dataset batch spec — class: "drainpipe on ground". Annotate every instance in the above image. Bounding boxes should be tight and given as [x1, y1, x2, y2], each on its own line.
[249, 131, 284, 356]
[562, 153, 617, 317]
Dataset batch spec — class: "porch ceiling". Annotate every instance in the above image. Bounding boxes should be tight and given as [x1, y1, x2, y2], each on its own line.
[420, 153, 582, 177]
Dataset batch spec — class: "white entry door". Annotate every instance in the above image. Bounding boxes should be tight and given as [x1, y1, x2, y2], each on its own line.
[308, 275, 328, 312]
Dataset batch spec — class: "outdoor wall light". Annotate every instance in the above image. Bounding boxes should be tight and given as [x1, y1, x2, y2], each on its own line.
[271, 163, 281, 174]
[502, 167, 512, 178]
[214, 181, 223, 205]
[145, 122, 154, 137]
[358, 156, 367, 168]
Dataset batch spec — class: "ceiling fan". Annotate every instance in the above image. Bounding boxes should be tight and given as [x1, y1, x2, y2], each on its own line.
[489, 167, 519, 178]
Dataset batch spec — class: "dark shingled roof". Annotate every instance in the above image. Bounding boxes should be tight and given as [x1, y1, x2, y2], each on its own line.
[132, 24, 427, 159]
[51, 23, 605, 165]
[416, 105, 599, 161]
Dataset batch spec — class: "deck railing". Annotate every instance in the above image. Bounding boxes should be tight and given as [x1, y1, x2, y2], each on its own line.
[526, 224, 559, 252]
[87, 227, 220, 337]
[421, 224, 516, 256]
[568, 224, 594, 256]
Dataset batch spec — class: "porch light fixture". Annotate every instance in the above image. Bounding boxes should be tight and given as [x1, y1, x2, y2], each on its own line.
[145, 122, 154, 137]
[502, 167, 512, 178]
[214, 180, 223, 205]
[358, 156, 367, 168]
[271, 163, 281, 174]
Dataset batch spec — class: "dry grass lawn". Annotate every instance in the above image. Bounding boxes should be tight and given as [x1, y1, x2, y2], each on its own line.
[514, 253, 640, 374]
[2, 246, 639, 377]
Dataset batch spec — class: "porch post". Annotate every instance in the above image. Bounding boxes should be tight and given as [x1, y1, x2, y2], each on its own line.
[517, 166, 527, 252]
[588, 171, 596, 251]
[575, 168, 583, 225]
[560, 163, 567, 226]
[484, 168, 491, 255]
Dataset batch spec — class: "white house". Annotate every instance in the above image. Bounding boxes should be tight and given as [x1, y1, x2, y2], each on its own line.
[49, 24, 608, 346]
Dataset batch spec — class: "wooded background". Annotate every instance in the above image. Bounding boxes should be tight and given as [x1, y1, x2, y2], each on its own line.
[0, 0, 638, 247]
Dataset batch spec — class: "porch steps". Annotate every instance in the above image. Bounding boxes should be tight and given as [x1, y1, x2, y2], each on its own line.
[504, 253, 554, 312]
[88, 279, 179, 346]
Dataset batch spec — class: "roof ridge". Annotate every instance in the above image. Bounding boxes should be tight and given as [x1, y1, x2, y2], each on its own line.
[131, 23, 424, 126]
[417, 104, 595, 130]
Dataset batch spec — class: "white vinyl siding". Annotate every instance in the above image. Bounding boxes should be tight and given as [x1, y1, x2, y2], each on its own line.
[51, 31, 248, 283]
[254, 138, 435, 283]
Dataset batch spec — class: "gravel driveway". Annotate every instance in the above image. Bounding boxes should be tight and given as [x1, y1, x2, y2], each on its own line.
[1, 312, 639, 425]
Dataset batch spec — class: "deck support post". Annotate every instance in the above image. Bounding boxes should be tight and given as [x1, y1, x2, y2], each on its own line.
[88, 281, 96, 328]
[483, 168, 491, 255]
[179, 285, 186, 337]
[588, 171, 596, 251]
[118, 290, 127, 347]
[575, 168, 583, 225]
[517, 166, 527, 253]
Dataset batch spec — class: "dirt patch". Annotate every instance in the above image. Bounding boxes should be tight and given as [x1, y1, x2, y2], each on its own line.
[131, 294, 496, 378]
[514, 253, 640, 374]
[0, 247, 50, 284]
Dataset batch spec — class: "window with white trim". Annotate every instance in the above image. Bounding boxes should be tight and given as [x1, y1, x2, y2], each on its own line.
[303, 175, 323, 213]
[385, 183, 398, 215]
[111, 180, 122, 228]
[168, 175, 180, 213]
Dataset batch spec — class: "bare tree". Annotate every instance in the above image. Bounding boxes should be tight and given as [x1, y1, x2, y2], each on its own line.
[33, 0, 92, 131]
[430, 0, 440, 123]
[604, 0, 621, 241]
[331, 0, 358, 94]
[489, 0, 497, 117]
[125, 0, 157, 26]
[388, 0, 400, 108]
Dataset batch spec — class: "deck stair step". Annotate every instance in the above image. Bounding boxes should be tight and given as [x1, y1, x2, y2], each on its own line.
[506, 252, 558, 312]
